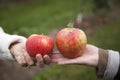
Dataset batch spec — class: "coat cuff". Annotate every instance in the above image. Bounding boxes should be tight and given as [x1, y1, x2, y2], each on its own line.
[0, 35, 27, 60]
[96, 49, 120, 80]
[104, 50, 119, 80]
[0, 27, 27, 60]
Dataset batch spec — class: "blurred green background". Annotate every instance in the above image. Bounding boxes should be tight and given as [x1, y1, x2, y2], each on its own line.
[0, 0, 120, 80]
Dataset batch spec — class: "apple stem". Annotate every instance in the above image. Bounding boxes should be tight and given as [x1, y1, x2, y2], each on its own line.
[67, 21, 74, 28]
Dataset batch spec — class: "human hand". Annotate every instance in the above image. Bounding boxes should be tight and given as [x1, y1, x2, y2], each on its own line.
[9, 42, 51, 67]
[52, 44, 99, 67]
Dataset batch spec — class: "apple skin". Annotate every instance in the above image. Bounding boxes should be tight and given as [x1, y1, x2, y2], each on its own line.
[56, 28, 87, 59]
[26, 34, 54, 57]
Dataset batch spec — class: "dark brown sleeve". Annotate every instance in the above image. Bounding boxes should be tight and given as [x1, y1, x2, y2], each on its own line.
[96, 48, 108, 78]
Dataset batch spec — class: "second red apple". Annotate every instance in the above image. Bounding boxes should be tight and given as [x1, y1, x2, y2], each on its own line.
[56, 27, 87, 59]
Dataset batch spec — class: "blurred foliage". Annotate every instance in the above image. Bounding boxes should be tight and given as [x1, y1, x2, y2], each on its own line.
[0, 0, 87, 37]
[89, 18, 120, 52]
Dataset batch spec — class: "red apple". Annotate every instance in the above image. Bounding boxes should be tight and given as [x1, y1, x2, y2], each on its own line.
[26, 34, 54, 57]
[56, 27, 87, 59]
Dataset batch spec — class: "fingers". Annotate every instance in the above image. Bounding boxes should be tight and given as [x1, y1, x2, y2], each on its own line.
[51, 52, 62, 59]
[10, 42, 52, 67]
[51, 52, 85, 65]
[56, 57, 87, 65]
[22, 49, 34, 66]
[15, 53, 51, 67]
[35, 54, 52, 67]
[14, 54, 27, 67]
[13, 49, 34, 67]
[36, 54, 44, 67]
[43, 55, 51, 64]
[51, 52, 70, 63]
[51, 52, 63, 62]
[58, 59, 78, 65]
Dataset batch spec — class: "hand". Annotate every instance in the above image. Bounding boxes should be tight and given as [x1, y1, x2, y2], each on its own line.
[9, 42, 51, 67]
[52, 44, 99, 67]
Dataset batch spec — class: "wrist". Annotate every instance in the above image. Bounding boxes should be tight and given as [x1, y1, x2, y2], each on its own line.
[85, 44, 99, 67]
[96, 48, 108, 78]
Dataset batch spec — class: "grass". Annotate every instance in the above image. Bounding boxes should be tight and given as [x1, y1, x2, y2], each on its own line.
[0, 0, 88, 36]
[0, 0, 120, 80]
[34, 65, 99, 80]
